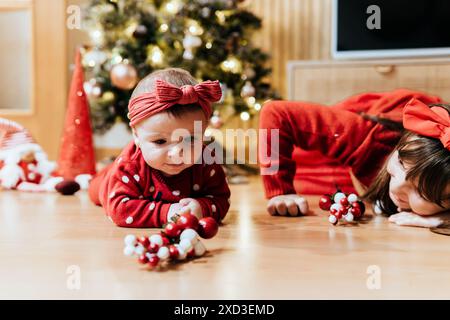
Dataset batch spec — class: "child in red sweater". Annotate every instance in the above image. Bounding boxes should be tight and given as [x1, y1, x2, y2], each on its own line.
[89, 68, 230, 228]
[259, 89, 450, 228]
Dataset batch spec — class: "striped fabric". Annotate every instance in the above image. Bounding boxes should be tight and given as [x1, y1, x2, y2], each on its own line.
[0, 118, 35, 151]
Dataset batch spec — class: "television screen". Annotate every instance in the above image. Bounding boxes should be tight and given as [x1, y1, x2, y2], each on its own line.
[332, 0, 450, 59]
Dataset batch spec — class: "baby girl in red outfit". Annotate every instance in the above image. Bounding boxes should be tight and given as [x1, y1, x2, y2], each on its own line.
[89, 68, 231, 228]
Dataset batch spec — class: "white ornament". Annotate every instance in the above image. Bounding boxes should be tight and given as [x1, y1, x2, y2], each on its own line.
[123, 245, 135, 256]
[334, 192, 346, 203]
[194, 241, 206, 257]
[124, 234, 136, 246]
[149, 234, 163, 246]
[347, 193, 358, 203]
[180, 229, 199, 245]
[179, 238, 193, 252]
[328, 215, 338, 225]
[175, 245, 187, 260]
[134, 245, 145, 255]
[345, 212, 354, 222]
[157, 246, 170, 260]
[330, 203, 342, 212]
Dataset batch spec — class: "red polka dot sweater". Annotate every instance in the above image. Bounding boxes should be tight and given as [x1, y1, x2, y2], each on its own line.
[94, 141, 231, 228]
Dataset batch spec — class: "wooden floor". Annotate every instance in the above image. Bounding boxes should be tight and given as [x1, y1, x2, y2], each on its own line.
[1, 176, 449, 299]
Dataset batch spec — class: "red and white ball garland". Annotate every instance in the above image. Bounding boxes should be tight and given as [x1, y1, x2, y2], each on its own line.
[123, 213, 219, 269]
[319, 191, 366, 226]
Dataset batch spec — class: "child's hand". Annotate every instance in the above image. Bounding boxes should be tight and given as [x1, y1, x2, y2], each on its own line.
[388, 211, 444, 228]
[167, 203, 184, 222]
[178, 198, 202, 219]
[267, 194, 309, 216]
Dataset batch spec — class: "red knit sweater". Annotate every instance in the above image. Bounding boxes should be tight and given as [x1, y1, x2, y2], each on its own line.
[94, 141, 231, 228]
[258, 89, 442, 199]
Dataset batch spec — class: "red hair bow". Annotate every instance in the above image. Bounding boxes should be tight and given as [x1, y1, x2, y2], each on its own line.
[403, 98, 450, 150]
[128, 79, 222, 127]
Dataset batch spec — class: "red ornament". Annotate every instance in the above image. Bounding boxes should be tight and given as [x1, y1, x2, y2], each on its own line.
[339, 197, 349, 207]
[197, 217, 219, 239]
[138, 236, 150, 248]
[168, 245, 179, 259]
[148, 255, 160, 267]
[160, 233, 171, 246]
[138, 254, 149, 264]
[176, 213, 199, 230]
[187, 248, 195, 258]
[164, 222, 181, 238]
[149, 242, 160, 253]
[320, 189, 365, 226]
[319, 195, 332, 211]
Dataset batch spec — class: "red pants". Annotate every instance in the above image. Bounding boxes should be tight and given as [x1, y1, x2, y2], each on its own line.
[88, 164, 113, 206]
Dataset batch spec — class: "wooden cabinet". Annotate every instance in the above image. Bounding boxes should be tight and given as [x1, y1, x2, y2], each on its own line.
[287, 58, 450, 104]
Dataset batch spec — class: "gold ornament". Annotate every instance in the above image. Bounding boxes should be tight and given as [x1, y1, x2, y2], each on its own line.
[110, 63, 138, 90]
[220, 56, 242, 74]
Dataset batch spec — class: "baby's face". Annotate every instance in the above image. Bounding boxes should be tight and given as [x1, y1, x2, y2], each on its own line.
[387, 150, 450, 215]
[133, 109, 207, 177]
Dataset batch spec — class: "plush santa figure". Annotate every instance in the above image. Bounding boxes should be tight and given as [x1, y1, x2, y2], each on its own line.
[0, 118, 77, 192]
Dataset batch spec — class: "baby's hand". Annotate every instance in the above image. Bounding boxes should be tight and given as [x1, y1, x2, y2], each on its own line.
[267, 194, 309, 217]
[178, 198, 203, 219]
[388, 211, 444, 228]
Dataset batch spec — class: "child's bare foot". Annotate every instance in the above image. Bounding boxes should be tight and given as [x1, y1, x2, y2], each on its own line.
[267, 194, 309, 217]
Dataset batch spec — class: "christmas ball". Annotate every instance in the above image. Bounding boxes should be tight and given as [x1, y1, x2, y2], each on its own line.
[333, 192, 346, 204]
[176, 213, 199, 230]
[148, 242, 160, 253]
[197, 217, 219, 239]
[347, 193, 358, 203]
[328, 214, 338, 225]
[168, 245, 179, 259]
[55, 180, 80, 196]
[138, 236, 150, 248]
[124, 234, 137, 246]
[150, 234, 164, 246]
[110, 63, 138, 90]
[180, 229, 199, 245]
[164, 222, 181, 238]
[148, 255, 160, 267]
[123, 245, 135, 256]
[138, 254, 149, 264]
[179, 238, 193, 252]
[157, 246, 170, 260]
[319, 195, 332, 211]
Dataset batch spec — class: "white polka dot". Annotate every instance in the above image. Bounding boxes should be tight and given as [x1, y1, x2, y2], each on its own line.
[210, 169, 216, 177]
[149, 202, 156, 210]
[172, 190, 180, 196]
[122, 176, 130, 183]
[121, 197, 130, 203]
[109, 192, 116, 199]
[28, 164, 36, 170]
[211, 204, 217, 213]
[206, 195, 214, 198]
[133, 174, 140, 182]
[125, 216, 133, 224]
[149, 186, 155, 192]
[28, 173, 36, 180]
[193, 184, 200, 191]
[139, 195, 144, 199]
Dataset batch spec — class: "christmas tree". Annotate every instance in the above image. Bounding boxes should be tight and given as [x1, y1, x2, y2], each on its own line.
[81, 0, 279, 133]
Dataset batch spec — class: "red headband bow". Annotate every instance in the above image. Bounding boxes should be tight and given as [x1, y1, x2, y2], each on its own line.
[403, 98, 450, 150]
[128, 79, 222, 127]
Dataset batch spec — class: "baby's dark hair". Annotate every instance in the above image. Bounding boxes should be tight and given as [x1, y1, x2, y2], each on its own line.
[131, 68, 204, 119]
[362, 103, 450, 215]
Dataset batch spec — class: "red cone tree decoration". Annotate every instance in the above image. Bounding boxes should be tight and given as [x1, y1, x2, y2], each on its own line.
[57, 49, 96, 179]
